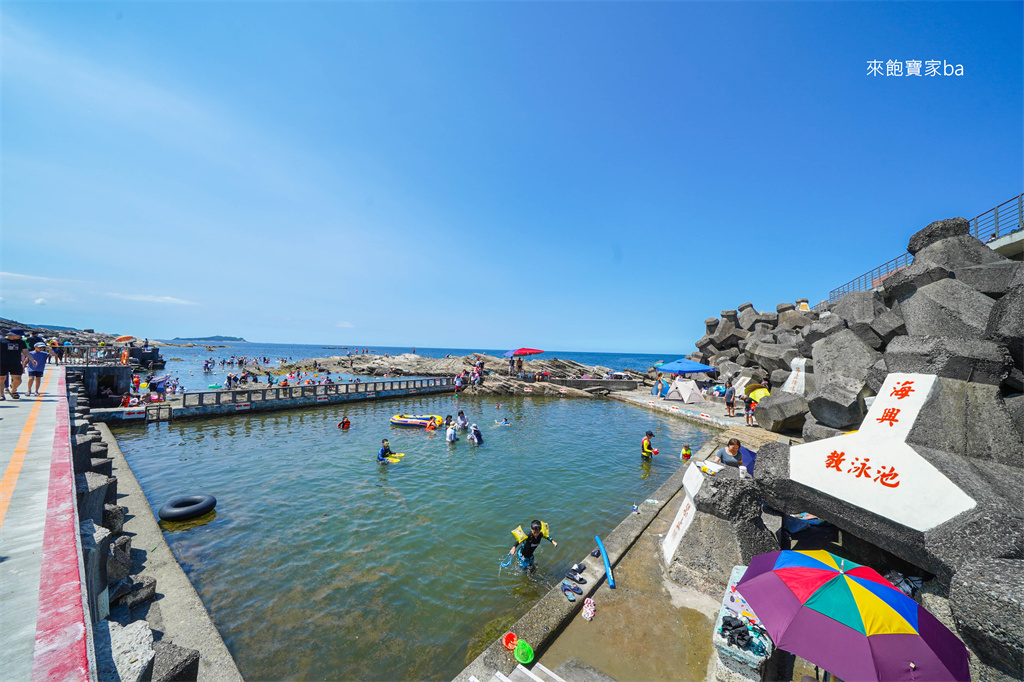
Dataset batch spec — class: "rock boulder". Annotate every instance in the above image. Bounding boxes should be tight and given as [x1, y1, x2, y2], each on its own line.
[884, 336, 1014, 386]
[801, 415, 841, 442]
[986, 284, 1024, 370]
[897, 278, 995, 339]
[868, 306, 906, 347]
[882, 259, 952, 301]
[811, 328, 882, 386]
[914, 234, 1008, 274]
[905, 378, 1024, 469]
[907, 217, 970, 255]
[807, 375, 870, 430]
[949, 559, 1024, 680]
[955, 261, 1023, 299]
[753, 391, 809, 433]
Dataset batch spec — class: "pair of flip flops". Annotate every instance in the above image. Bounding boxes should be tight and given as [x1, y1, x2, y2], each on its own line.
[561, 580, 583, 601]
[565, 570, 586, 585]
[581, 597, 595, 621]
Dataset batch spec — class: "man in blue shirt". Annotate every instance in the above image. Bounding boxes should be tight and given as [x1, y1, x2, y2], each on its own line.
[26, 342, 51, 396]
[724, 381, 736, 417]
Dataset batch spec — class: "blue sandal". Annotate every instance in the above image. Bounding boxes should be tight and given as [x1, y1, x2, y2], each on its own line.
[562, 579, 583, 595]
[561, 583, 576, 602]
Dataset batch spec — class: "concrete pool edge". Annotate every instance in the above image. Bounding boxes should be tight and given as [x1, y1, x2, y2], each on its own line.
[453, 441, 716, 682]
[97, 423, 244, 682]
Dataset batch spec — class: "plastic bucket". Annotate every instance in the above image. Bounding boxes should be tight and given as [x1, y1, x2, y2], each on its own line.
[514, 640, 533, 664]
[502, 632, 518, 650]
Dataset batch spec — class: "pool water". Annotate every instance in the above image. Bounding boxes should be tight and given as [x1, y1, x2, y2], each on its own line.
[113, 394, 715, 681]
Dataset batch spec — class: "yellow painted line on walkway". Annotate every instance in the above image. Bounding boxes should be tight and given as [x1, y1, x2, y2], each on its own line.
[0, 371, 55, 532]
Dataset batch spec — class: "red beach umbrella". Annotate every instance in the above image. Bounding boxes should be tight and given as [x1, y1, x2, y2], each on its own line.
[503, 348, 544, 358]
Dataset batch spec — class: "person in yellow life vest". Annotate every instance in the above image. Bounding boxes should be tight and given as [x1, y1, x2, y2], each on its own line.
[507, 520, 557, 571]
[641, 431, 658, 459]
[680, 443, 692, 461]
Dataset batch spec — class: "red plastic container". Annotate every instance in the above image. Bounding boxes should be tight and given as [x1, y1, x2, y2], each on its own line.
[502, 632, 518, 650]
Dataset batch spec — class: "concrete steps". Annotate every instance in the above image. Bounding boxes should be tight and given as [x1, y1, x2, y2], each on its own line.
[530, 662, 569, 682]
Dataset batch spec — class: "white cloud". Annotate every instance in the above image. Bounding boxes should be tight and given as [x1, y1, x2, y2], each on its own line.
[336, 321, 355, 328]
[106, 293, 197, 305]
[34, 298, 47, 305]
[2, 271, 90, 284]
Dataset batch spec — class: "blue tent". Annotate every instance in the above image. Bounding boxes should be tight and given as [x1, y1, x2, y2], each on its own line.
[656, 358, 716, 374]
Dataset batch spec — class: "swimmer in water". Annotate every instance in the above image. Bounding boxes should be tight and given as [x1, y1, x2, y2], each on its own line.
[496, 417, 511, 426]
[377, 439, 394, 464]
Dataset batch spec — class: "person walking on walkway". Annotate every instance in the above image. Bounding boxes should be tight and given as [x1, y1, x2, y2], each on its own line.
[26, 342, 51, 395]
[1, 329, 33, 400]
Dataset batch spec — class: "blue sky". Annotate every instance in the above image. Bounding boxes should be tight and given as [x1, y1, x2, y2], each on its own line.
[2, 1, 1021, 352]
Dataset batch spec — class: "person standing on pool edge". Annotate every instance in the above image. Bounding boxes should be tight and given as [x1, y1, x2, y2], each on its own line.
[507, 520, 557, 571]
[641, 431, 657, 459]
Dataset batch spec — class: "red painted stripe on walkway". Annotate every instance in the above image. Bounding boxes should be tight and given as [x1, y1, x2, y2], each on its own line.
[31, 368, 91, 682]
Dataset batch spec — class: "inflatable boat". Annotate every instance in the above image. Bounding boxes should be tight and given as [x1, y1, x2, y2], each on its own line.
[390, 414, 443, 428]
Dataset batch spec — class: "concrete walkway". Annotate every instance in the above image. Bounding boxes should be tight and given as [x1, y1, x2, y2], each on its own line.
[537, 485, 722, 681]
[610, 389, 801, 449]
[0, 365, 90, 681]
[610, 389, 751, 430]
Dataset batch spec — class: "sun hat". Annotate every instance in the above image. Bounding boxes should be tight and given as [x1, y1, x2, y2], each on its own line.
[34, 342, 47, 348]
[7, 328, 25, 336]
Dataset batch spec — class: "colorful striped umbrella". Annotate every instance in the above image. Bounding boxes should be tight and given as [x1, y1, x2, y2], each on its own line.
[736, 550, 969, 682]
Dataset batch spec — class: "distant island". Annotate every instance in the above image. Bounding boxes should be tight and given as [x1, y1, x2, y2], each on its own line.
[171, 336, 248, 342]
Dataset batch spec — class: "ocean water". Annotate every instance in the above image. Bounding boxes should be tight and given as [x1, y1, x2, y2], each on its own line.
[113, 393, 715, 681]
[157, 342, 670, 393]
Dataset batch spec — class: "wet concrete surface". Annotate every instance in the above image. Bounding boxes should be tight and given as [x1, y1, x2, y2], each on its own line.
[538, 489, 720, 682]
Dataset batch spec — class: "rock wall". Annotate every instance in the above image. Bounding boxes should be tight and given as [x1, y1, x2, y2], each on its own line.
[687, 217, 1023, 678]
[66, 371, 203, 682]
[692, 217, 1023, 444]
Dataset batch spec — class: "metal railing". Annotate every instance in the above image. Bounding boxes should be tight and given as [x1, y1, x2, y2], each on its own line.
[971, 194, 1024, 242]
[828, 193, 1023, 303]
[828, 253, 912, 303]
[54, 345, 127, 366]
[179, 377, 453, 408]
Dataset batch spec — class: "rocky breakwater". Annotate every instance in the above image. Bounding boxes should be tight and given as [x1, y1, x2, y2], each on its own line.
[65, 370, 207, 682]
[681, 216, 1022, 679]
[279, 353, 608, 397]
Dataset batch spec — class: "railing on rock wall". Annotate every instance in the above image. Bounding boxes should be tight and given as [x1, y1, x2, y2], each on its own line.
[53, 345, 125, 366]
[828, 193, 1024, 304]
[179, 377, 453, 408]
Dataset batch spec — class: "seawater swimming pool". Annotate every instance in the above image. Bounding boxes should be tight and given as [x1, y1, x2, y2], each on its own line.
[113, 394, 716, 681]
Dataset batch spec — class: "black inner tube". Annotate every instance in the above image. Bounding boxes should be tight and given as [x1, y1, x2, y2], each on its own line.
[159, 494, 217, 521]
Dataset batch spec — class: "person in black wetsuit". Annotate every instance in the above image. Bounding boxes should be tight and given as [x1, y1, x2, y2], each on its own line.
[507, 520, 557, 570]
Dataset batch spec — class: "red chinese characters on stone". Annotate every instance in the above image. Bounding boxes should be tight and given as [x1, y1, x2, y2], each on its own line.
[889, 380, 916, 400]
[876, 407, 901, 427]
[873, 465, 900, 488]
[824, 451, 899, 489]
[847, 457, 872, 479]
[825, 450, 846, 471]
